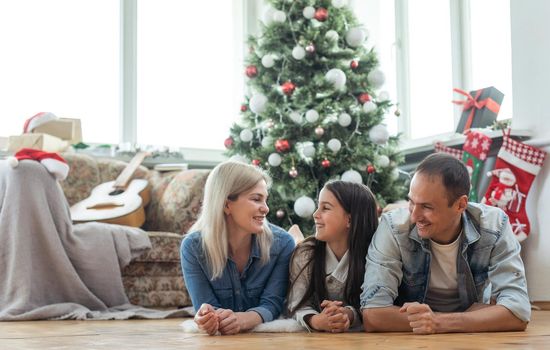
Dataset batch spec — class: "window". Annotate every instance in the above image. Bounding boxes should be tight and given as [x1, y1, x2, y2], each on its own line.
[353, 0, 513, 144]
[0, 0, 120, 143]
[469, 0, 512, 120]
[1, 0, 242, 152]
[350, 0, 398, 135]
[136, 0, 243, 149]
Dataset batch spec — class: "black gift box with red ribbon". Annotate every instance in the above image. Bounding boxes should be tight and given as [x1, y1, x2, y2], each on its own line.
[453, 86, 504, 133]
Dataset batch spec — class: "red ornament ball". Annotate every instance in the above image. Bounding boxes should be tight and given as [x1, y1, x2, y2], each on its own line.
[358, 93, 371, 104]
[350, 60, 359, 70]
[275, 139, 291, 152]
[224, 137, 234, 149]
[367, 165, 376, 173]
[321, 159, 331, 168]
[245, 65, 258, 78]
[240, 104, 248, 112]
[281, 81, 296, 96]
[252, 159, 261, 166]
[314, 7, 328, 22]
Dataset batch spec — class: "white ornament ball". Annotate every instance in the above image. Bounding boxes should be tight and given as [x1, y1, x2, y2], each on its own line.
[331, 0, 347, 8]
[292, 46, 306, 60]
[305, 109, 319, 123]
[261, 54, 275, 68]
[268, 153, 282, 167]
[325, 68, 347, 90]
[262, 8, 275, 25]
[338, 113, 352, 127]
[327, 138, 342, 153]
[249, 93, 268, 114]
[289, 111, 303, 124]
[378, 91, 391, 102]
[369, 124, 390, 145]
[345, 27, 366, 48]
[325, 30, 339, 42]
[272, 10, 287, 23]
[363, 101, 377, 113]
[341, 169, 363, 184]
[303, 6, 315, 19]
[367, 69, 386, 88]
[261, 136, 274, 148]
[303, 144, 316, 157]
[391, 167, 400, 180]
[294, 196, 316, 218]
[239, 129, 254, 142]
[377, 155, 390, 168]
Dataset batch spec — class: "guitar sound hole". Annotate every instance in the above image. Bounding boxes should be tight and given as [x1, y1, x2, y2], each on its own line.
[109, 189, 125, 196]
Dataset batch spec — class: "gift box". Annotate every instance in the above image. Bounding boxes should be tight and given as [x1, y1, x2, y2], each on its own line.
[453, 86, 504, 133]
[8, 133, 69, 153]
[33, 118, 82, 144]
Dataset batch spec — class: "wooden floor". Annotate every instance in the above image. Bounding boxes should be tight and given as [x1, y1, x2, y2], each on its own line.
[2, 311, 549, 350]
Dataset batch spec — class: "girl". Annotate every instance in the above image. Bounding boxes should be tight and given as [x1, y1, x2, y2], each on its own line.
[287, 180, 378, 332]
[180, 160, 295, 335]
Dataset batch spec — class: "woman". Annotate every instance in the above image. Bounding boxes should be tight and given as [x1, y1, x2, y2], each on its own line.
[180, 160, 295, 335]
[287, 181, 378, 332]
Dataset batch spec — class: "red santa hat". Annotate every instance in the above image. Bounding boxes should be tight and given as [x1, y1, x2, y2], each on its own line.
[7, 148, 69, 180]
[23, 112, 58, 133]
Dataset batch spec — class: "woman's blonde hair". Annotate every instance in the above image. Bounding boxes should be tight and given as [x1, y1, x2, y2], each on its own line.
[190, 160, 273, 280]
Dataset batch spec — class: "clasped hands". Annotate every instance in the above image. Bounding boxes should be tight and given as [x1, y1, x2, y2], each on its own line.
[308, 300, 353, 333]
[194, 303, 241, 335]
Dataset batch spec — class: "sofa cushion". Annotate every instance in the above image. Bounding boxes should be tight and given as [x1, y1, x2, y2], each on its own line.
[146, 170, 209, 234]
[60, 153, 102, 206]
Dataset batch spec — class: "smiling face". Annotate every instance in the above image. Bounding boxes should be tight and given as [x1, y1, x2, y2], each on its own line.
[313, 188, 350, 246]
[224, 180, 269, 236]
[408, 173, 467, 244]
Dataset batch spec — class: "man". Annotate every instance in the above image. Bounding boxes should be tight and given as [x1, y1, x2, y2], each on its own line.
[361, 153, 530, 334]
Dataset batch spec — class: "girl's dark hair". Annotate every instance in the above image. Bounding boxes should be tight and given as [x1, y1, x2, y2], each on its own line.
[288, 180, 379, 313]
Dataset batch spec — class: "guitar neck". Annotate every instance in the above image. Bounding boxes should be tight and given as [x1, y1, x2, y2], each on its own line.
[113, 152, 149, 189]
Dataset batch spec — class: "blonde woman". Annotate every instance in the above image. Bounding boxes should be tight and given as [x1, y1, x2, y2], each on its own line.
[180, 161, 295, 335]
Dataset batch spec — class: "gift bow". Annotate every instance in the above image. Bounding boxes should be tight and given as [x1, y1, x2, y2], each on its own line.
[452, 88, 501, 132]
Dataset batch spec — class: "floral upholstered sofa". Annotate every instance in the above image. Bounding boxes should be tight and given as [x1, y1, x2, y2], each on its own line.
[59, 153, 210, 308]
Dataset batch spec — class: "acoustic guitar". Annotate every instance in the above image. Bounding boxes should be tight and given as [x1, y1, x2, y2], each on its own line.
[70, 152, 151, 227]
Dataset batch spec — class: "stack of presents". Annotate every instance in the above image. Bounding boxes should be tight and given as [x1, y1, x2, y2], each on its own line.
[7, 112, 82, 153]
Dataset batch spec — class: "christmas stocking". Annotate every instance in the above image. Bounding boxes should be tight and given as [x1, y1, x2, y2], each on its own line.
[434, 142, 464, 160]
[482, 133, 547, 241]
[462, 131, 492, 202]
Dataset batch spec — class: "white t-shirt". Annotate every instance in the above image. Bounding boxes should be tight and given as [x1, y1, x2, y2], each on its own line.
[424, 232, 463, 312]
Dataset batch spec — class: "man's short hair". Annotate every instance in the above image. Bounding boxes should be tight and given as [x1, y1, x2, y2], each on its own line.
[415, 153, 470, 206]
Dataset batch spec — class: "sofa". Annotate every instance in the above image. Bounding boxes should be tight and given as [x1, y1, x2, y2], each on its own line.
[60, 153, 210, 308]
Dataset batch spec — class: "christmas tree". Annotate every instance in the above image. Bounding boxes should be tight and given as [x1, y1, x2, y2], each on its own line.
[225, 0, 406, 233]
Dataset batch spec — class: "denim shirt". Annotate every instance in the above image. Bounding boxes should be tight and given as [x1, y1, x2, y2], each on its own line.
[360, 203, 531, 322]
[180, 223, 295, 322]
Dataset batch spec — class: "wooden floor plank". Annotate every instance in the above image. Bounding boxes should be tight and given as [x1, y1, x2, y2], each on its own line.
[1, 311, 548, 349]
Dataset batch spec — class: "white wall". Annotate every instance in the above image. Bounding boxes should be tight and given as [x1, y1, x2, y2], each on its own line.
[510, 0, 550, 301]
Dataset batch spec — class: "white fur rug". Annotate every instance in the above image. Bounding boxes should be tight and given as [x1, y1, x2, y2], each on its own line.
[181, 318, 306, 333]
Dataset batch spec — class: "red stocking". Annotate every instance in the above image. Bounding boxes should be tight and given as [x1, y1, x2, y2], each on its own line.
[482, 132, 547, 241]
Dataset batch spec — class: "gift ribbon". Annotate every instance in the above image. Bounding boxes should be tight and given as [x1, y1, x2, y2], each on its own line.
[452, 88, 501, 132]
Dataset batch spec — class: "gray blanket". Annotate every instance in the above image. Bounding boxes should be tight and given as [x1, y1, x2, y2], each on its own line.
[0, 159, 190, 320]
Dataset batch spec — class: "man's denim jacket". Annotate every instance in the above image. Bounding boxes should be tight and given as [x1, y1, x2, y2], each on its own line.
[360, 203, 531, 322]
